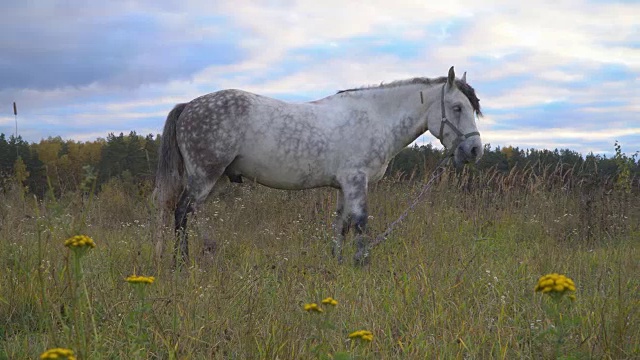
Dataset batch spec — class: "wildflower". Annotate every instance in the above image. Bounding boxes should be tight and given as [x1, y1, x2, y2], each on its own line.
[40, 348, 76, 360]
[349, 330, 373, 341]
[64, 235, 96, 249]
[125, 275, 155, 284]
[303, 303, 323, 313]
[321, 297, 338, 306]
[534, 273, 576, 299]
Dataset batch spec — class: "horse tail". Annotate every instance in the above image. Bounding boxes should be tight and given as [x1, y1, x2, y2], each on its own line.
[153, 103, 188, 260]
[154, 103, 188, 212]
[153, 104, 187, 250]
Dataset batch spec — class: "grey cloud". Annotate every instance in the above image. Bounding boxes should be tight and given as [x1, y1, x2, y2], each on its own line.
[1, 2, 243, 91]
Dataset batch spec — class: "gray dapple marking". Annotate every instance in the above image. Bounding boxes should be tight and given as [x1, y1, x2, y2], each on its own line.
[154, 66, 483, 266]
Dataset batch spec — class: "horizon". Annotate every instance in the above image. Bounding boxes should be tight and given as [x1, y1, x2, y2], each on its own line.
[2, 129, 634, 161]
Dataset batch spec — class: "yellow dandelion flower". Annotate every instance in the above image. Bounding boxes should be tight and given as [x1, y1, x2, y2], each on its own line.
[40, 348, 76, 360]
[361, 334, 374, 341]
[64, 235, 96, 249]
[321, 297, 338, 306]
[303, 303, 323, 313]
[535, 273, 576, 298]
[349, 330, 373, 341]
[540, 279, 554, 288]
[125, 275, 155, 284]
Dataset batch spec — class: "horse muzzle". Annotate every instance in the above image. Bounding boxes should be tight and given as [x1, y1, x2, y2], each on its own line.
[454, 136, 483, 167]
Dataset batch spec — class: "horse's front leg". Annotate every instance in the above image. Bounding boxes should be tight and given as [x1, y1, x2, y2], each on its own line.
[338, 171, 370, 266]
[331, 189, 346, 263]
[352, 202, 370, 266]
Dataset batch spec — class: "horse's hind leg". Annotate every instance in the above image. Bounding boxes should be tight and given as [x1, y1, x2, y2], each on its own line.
[174, 189, 195, 268]
[198, 177, 232, 257]
[154, 204, 171, 263]
[173, 174, 222, 267]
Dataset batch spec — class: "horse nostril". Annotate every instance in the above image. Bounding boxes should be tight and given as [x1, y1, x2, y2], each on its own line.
[470, 146, 478, 158]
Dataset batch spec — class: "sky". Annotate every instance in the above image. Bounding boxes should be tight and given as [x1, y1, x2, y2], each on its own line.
[1, 0, 638, 157]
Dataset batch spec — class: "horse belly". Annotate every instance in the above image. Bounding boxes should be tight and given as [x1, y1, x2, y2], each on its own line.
[229, 154, 331, 190]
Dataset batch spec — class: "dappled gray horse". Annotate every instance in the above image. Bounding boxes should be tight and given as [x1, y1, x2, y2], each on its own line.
[154, 66, 483, 266]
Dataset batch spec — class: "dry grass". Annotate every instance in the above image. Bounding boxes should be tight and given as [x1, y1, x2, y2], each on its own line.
[0, 166, 638, 359]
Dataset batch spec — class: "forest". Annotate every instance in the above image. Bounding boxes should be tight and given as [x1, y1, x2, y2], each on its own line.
[0, 131, 638, 197]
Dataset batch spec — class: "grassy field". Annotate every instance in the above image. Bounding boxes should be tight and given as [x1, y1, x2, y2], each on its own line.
[1, 166, 638, 359]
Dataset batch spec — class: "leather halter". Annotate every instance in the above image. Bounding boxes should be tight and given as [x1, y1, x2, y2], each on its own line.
[437, 84, 480, 154]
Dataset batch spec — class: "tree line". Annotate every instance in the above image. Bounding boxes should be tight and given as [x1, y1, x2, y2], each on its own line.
[0, 132, 638, 197]
[0, 132, 159, 197]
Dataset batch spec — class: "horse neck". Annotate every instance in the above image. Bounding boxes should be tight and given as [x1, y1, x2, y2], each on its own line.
[366, 83, 441, 154]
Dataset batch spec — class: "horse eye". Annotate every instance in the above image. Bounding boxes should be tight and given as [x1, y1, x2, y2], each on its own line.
[453, 105, 462, 112]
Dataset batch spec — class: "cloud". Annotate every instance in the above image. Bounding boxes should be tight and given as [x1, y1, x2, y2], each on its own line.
[1, 3, 246, 91]
[0, 116, 14, 126]
[0, 0, 638, 157]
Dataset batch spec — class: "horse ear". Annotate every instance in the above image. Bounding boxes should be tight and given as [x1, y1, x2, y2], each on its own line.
[461, 71, 467, 84]
[447, 66, 456, 91]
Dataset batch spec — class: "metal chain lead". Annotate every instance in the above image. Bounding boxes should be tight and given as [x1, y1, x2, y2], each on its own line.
[369, 156, 451, 248]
